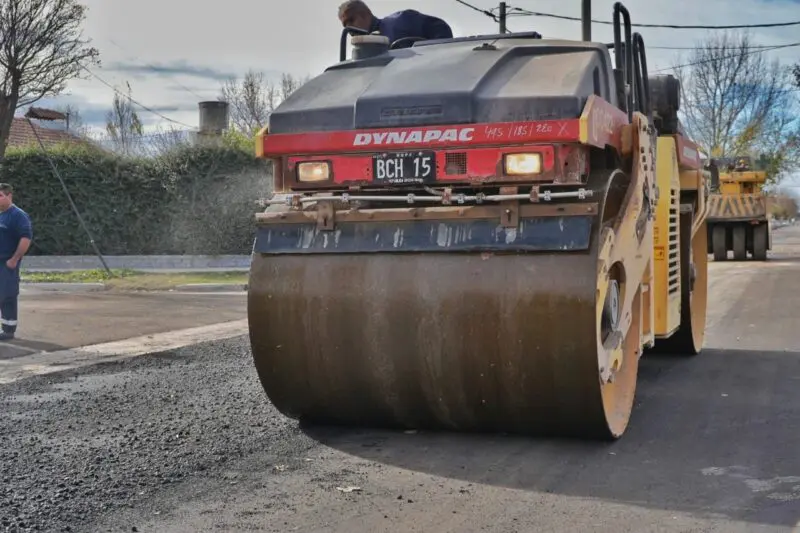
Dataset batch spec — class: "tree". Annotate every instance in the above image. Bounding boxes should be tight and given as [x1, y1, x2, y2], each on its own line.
[55, 103, 88, 136]
[768, 191, 799, 220]
[147, 125, 191, 156]
[0, 0, 100, 159]
[105, 82, 144, 155]
[218, 70, 309, 136]
[674, 31, 800, 184]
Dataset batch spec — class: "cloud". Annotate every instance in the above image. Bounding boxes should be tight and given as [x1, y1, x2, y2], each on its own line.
[27, 0, 800, 137]
[165, 83, 215, 93]
[26, 91, 199, 131]
[104, 60, 238, 81]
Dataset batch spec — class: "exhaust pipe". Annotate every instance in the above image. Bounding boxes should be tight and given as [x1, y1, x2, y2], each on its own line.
[582, 0, 591, 40]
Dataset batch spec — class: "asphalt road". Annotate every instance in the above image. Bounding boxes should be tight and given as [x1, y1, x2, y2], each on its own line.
[2, 224, 799, 533]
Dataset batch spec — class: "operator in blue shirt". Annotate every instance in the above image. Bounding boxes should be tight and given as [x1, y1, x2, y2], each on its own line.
[0, 183, 33, 341]
[338, 0, 453, 48]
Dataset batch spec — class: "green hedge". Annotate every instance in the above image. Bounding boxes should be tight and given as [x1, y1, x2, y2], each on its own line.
[0, 135, 272, 256]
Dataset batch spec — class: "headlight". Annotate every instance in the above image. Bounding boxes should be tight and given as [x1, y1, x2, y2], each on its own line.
[504, 153, 542, 175]
[297, 161, 330, 182]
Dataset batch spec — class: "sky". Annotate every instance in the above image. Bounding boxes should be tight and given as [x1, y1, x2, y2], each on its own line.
[28, 0, 800, 189]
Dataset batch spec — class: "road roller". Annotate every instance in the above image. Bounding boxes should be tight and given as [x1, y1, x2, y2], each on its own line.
[705, 156, 771, 261]
[247, 1, 710, 440]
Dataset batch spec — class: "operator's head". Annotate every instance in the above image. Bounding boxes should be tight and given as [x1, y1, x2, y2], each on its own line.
[338, 0, 373, 33]
[0, 183, 13, 211]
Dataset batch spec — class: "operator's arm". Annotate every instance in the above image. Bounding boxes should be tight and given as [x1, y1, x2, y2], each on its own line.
[7, 212, 32, 269]
[422, 14, 453, 39]
[11, 237, 31, 264]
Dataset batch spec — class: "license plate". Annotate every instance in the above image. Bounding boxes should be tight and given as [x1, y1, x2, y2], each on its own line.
[372, 151, 436, 184]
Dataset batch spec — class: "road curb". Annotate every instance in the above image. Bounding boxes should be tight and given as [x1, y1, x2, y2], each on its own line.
[21, 282, 248, 293]
[173, 283, 247, 292]
[0, 319, 250, 385]
[21, 282, 107, 292]
[22, 254, 252, 271]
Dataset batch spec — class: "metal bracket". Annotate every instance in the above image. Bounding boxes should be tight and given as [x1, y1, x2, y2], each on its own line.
[635, 181, 651, 243]
[316, 201, 335, 231]
[441, 187, 453, 205]
[499, 187, 520, 228]
[501, 203, 519, 228]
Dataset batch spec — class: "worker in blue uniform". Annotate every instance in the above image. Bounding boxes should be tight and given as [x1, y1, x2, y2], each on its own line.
[338, 0, 453, 47]
[0, 183, 33, 341]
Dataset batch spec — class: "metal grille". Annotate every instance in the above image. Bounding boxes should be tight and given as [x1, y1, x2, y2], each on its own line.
[445, 152, 467, 175]
[667, 191, 680, 295]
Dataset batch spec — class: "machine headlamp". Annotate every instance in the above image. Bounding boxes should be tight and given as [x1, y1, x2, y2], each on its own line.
[504, 153, 543, 176]
[297, 161, 331, 182]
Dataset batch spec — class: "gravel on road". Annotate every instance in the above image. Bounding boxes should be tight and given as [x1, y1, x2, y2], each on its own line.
[0, 336, 310, 533]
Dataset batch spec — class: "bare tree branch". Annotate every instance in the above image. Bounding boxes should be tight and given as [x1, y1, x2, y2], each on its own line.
[105, 81, 144, 156]
[54, 102, 88, 135]
[675, 30, 800, 184]
[218, 70, 309, 137]
[147, 124, 190, 156]
[0, 0, 100, 159]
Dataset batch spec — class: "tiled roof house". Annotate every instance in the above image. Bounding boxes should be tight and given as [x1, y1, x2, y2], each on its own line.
[6, 107, 95, 151]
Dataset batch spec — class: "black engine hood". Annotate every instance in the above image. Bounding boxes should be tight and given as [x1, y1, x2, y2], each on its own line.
[268, 37, 619, 135]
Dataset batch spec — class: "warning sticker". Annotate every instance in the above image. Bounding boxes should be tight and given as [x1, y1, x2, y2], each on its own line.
[655, 246, 665, 260]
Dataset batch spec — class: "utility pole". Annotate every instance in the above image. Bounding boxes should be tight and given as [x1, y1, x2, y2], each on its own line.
[499, 1, 507, 33]
[581, 0, 591, 40]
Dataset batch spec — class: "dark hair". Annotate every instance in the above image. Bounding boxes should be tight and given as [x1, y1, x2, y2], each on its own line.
[339, 0, 370, 18]
[0, 183, 13, 195]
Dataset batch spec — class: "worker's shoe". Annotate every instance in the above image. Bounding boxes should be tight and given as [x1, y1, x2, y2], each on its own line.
[0, 330, 14, 341]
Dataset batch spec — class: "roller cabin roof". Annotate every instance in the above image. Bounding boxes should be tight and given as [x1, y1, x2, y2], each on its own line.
[267, 35, 621, 135]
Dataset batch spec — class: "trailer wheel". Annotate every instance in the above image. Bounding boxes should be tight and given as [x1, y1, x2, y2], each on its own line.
[753, 222, 768, 260]
[732, 225, 747, 260]
[712, 225, 726, 261]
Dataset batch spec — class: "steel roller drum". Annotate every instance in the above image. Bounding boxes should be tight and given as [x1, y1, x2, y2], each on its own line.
[247, 171, 643, 440]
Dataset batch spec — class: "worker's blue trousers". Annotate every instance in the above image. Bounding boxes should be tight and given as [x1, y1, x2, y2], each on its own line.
[0, 262, 20, 334]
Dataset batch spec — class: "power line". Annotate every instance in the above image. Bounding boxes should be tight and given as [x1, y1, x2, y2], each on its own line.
[649, 43, 800, 50]
[453, 0, 497, 20]
[651, 42, 800, 73]
[453, 2, 799, 53]
[452, 0, 512, 36]
[530, 33, 800, 51]
[79, 64, 196, 129]
[26, 117, 112, 275]
[449, 3, 800, 95]
[507, 7, 800, 29]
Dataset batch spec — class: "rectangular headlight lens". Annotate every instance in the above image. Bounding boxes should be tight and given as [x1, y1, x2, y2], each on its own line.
[505, 153, 542, 175]
[297, 161, 330, 182]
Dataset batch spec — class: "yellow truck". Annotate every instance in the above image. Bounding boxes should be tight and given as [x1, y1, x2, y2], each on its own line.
[706, 156, 771, 260]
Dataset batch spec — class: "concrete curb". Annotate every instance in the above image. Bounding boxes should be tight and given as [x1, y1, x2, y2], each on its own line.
[173, 283, 247, 292]
[0, 319, 250, 385]
[22, 282, 107, 292]
[22, 254, 252, 272]
[21, 282, 247, 293]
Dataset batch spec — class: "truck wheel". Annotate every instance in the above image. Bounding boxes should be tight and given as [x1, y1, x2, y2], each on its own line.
[732, 225, 747, 260]
[753, 223, 768, 260]
[712, 225, 726, 261]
